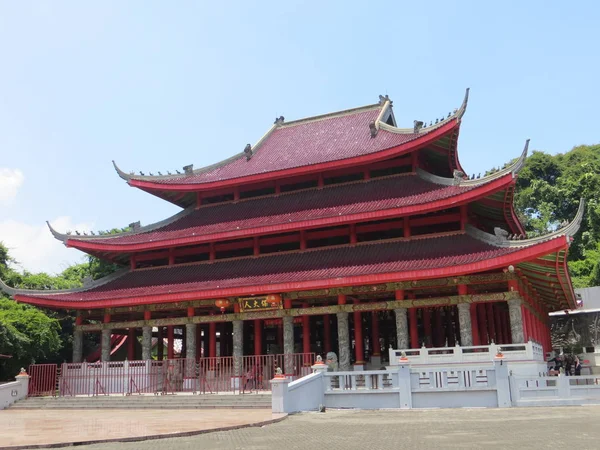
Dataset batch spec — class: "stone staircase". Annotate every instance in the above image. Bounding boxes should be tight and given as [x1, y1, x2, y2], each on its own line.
[11, 393, 272, 410]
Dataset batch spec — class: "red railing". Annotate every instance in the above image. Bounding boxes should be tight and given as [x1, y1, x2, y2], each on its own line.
[41, 353, 316, 397]
[28, 363, 57, 397]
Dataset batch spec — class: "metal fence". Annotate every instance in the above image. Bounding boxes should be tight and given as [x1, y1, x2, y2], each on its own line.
[28, 353, 315, 397]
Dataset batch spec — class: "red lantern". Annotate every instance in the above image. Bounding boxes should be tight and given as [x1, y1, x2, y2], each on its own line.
[215, 298, 231, 313]
[265, 294, 282, 307]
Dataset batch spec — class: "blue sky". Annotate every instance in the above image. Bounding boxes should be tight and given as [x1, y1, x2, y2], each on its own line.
[0, 1, 598, 274]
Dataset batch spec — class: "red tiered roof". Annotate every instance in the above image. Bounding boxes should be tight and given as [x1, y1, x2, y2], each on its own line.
[9, 231, 575, 309]
[116, 96, 466, 192]
[59, 171, 517, 252]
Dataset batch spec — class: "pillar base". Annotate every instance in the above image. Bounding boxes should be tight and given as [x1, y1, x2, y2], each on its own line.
[370, 355, 382, 369]
[353, 363, 365, 371]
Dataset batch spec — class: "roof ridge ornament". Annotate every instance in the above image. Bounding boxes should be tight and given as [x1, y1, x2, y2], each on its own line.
[274, 116, 285, 126]
[456, 87, 470, 120]
[467, 198, 585, 248]
[413, 120, 424, 133]
[0, 268, 131, 298]
[378, 94, 390, 106]
[183, 164, 194, 175]
[369, 121, 378, 138]
[244, 144, 253, 160]
[112, 160, 132, 182]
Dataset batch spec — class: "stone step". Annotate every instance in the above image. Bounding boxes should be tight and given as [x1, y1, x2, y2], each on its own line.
[11, 405, 270, 409]
[12, 394, 271, 410]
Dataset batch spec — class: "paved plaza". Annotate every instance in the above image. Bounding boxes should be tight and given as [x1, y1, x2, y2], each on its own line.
[67, 406, 600, 450]
[0, 406, 596, 449]
[0, 409, 283, 448]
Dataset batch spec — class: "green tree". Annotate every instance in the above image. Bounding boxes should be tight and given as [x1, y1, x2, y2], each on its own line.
[514, 144, 600, 287]
[0, 298, 62, 379]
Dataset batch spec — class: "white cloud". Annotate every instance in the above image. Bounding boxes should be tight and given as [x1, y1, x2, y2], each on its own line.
[0, 216, 94, 275]
[0, 168, 25, 205]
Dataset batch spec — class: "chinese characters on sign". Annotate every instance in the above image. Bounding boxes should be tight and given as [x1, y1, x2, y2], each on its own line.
[238, 295, 283, 312]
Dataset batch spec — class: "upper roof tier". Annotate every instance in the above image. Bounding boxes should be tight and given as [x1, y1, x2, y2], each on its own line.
[113, 90, 469, 193]
[50, 143, 528, 257]
[1, 199, 583, 311]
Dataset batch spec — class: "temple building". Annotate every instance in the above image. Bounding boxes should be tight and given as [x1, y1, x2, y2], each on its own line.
[0, 90, 584, 374]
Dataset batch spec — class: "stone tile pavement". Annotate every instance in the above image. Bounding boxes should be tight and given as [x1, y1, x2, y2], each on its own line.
[0, 409, 283, 448]
[73, 406, 600, 450]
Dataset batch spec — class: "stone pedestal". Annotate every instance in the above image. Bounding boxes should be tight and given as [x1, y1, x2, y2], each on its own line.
[457, 303, 473, 346]
[72, 329, 83, 363]
[370, 355, 382, 369]
[142, 326, 152, 360]
[101, 329, 111, 362]
[394, 307, 409, 349]
[508, 299, 525, 344]
[270, 377, 290, 413]
[336, 312, 350, 371]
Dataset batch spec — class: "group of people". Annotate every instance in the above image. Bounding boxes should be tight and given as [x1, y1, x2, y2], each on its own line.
[548, 354, 582, 376]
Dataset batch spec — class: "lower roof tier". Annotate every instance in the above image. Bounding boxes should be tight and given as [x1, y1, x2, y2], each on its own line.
[54, 169, 519, 255]
[5, 228, 579, 311]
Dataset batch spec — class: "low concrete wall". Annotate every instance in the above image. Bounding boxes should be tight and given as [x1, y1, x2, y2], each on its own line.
[510, 374, 600, 407]
[286, 372, 324, 412]
[326, 390, 401, 409]
[0, 373, 29, 410]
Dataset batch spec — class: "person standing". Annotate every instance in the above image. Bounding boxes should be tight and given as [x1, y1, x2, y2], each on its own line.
[574, 356, 582, 376]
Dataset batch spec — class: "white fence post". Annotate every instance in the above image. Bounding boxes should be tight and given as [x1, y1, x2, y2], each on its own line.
[493, 359, 511, 407]
[397, 362, 412, 409]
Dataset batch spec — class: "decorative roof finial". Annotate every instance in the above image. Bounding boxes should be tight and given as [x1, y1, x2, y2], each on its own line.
[413, 120, 424, 133]
[129, 221, 141, 231]
[183, 164, 194, 175]
[378, 94, 390, 105]
[274, 116, 285, 125]
[244, 144, 253, 160]
[369, 121, 378, 138]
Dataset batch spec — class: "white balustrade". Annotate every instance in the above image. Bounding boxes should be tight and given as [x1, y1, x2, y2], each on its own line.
[389, 341, 544, 366]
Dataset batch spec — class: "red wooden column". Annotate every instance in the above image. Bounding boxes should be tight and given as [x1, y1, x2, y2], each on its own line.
[302, 303, 310, 357]
[196, 324, 203, 360]
[477, 304, 488, 345]
[128, 327, 136, 360]
[470, 304, 480, 346]
[167, 326, 175, 359]
[324, 315, 332, 354]
[353, 299, 365, 365]
[371, 311, 381, 358]
[157, 327, 164, 361]
[423, 308, 432, 348]
[445, 307, 456, 347]
[459, 205, 468, 230]
[209, 318, 217, 358]
[409, 308, 419, 349]
[493, 304, 504, 344]
[254, 319, 262, 355]
[433, 308, 444, 347]
[486, 303, 497, 343]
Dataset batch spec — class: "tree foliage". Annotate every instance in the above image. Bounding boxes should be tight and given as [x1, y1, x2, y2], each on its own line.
[0, 241, 121, 380]
[514, 144, 600, 288]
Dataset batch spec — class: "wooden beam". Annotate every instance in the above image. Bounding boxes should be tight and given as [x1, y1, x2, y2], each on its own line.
[78, 291, 520, 332]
